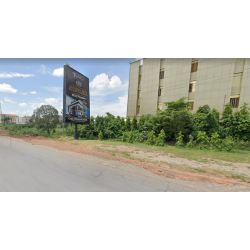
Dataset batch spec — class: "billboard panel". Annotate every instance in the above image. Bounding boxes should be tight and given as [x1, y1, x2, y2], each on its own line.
[63, 65, 90, 124]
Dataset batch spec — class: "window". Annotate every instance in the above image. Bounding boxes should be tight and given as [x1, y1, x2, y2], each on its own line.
[137, 90, 141, 99]
[232, 73, 243, 87]
[136, 105, 140, 115]
[138, 74, 142, 84]
[159, 69, 164, 79]
[158, 86, 163, 96]
[157, 102, 162, 111]
[189, 81, 196, 92]
[191, 61, 198, 72]
[230, 97, 239, 108]
[189, 101, 194, 110]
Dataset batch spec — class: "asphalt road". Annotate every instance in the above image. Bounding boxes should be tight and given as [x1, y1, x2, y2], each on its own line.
[1, 135, 250, 192]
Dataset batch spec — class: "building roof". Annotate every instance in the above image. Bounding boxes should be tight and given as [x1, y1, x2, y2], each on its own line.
[0, 114, 19, 117]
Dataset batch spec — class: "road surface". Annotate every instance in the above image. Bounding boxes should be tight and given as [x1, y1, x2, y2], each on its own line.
[0, 135, 250, 191]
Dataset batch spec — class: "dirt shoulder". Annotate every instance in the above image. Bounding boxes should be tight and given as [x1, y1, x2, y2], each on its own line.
[1, 127, 250, 188]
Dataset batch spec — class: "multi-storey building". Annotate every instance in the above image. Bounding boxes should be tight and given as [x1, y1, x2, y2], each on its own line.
[0, 114, 19, 124]
[127, 58, 250, 119]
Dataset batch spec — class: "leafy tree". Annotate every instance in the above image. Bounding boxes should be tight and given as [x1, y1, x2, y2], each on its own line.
[32, 105, 59, 135]
[125, 116, 131, 131]
[128, 131, 134, 143]
[146, 130, 156, 145]
[175, 132, 184, 147]
[193, 111, 220, 137]
[122, 132, 127, 142]
[222, 103, 233, 120]
[239, 102, 250, 116]
[155, 129, 166, 146]
[196, 104, 210, 114]
[98, 131, 104, 140]
[3, 116, 11, 124]
[157, 97, 194, 141]
[131, 115, 138, 131]
[120, 117, 125, 131]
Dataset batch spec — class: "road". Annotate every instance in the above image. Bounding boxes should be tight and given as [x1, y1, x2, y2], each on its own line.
[0, 135, 250, 191]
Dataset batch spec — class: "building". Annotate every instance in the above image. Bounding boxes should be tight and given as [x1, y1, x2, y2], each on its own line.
[0, 114, 19, 124]
[127, 58, 250, 119]
[68, 100, 87, 117]
[15, 116, 31, 124]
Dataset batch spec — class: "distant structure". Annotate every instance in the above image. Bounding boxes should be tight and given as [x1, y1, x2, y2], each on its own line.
[0, 102, 2, 114]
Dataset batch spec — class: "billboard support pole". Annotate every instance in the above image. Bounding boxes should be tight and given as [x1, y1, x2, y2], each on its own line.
[74, 123, 78, 139]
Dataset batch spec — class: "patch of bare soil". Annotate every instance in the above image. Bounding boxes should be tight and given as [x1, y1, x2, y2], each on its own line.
[1, 129, 250, 187]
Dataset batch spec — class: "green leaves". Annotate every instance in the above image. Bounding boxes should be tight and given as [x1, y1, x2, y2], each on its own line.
[32, 105, 59, 135]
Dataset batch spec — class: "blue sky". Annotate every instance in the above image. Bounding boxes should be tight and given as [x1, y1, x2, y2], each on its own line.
[0, 58, 135, 117]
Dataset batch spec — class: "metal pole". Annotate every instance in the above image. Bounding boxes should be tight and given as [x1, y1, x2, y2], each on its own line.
[63, 122, 64, 134]
[74, 123, 78, 139]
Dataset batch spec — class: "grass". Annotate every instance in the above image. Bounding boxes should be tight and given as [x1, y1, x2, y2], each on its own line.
[2, 124, 250, 165]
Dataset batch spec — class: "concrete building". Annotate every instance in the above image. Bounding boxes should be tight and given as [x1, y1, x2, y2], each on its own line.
[0, 114, 19, 124]
[127, 58, 250, 119]
[15, 116, 31, 124]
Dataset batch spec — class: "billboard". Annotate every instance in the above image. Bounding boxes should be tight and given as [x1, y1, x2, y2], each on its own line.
[63, 65, 90, 124]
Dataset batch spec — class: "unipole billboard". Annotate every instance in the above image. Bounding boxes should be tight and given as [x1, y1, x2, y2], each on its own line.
[63, 65, 90, 124]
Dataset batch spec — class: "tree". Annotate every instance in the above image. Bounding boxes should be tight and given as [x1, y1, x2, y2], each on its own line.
[131, 115, 137, 131]
[3, 116, 11, 124]
[120, 117, 125, 131]
[125, 116, 131, 131]
[32, 105, 59, 135]
[157, 97, 194, 141]
[222, 103, 233, 120]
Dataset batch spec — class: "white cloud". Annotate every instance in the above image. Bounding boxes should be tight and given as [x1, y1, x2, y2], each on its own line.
[4, 97, 17, 104]
[0, 83, 17, 93]
[37, 65, 51, 74]
[89, 73, 127, 96]
[45, 98, 58, 104]
[52, 68, 64, 77]
[19, 103, 28, 108]
[90, 73, 110, 90]
[20, 92, 27, 95]
[108, 75, 122, 89]
[29, 91, 36, 94]
[0, 72, 34, 78]
[90, 94, 128, 117]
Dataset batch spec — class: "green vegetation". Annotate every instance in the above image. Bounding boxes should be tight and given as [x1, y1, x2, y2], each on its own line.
[31, 105, 59, 135]
[2, 98, 250, 156]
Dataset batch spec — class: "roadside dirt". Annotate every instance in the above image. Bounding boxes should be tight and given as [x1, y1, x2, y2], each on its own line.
[1, 128, 250, 187]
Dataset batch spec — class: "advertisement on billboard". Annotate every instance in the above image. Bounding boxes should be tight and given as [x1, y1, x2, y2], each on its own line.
[63, 65, 90, 124]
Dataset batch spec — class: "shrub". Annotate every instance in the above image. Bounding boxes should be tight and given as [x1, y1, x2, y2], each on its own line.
[146, 131, 156, 145]
[128, 131, 134, 143]
[186, 134, 196, 148]
[196, 131, 210, 149]
[155, 129, 166, 146]
[210, 132, 223, 151]
[122, 132, 128, 142]
[175, 132, 184, 147]
[134, 131, 148, 143]
[98, 131, 104, 141]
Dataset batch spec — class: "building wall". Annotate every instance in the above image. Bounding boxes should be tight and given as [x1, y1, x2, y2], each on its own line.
[127, 58, 250, 119]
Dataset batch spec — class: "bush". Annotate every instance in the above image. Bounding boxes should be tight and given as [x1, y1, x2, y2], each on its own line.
[196, 131, 210, 149]
[98, 131, 104, 141]
[155, 129, 166, 146]
[122, 132, 127, 142]
[186, 134, 196, 148]
[128, 131, 134, 143]
[146, 131, 156, 145]
[134, 131, 148, 142]
[175, 132, 184, 147]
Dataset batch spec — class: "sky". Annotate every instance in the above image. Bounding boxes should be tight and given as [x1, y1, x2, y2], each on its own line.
[0, 58, 135, 118]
